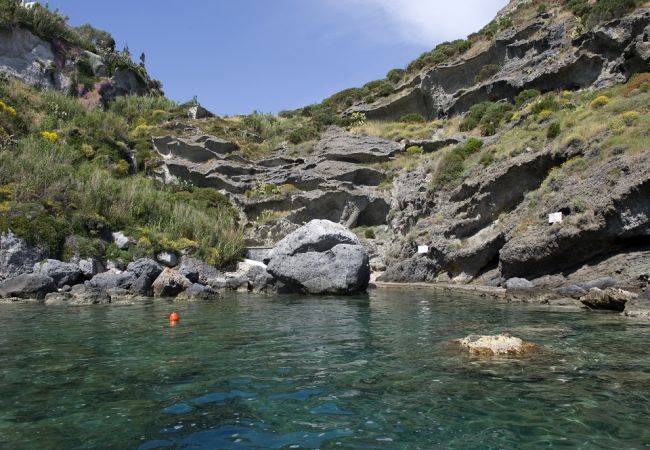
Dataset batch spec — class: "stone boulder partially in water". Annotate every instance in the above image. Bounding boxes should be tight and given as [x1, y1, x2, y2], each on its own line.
[581, 287, 638, 312]
[267, 220, 370, 294]
[455, 334, 539, 356]
[0, 274, 56, 300]
[33, 259, 82, 288]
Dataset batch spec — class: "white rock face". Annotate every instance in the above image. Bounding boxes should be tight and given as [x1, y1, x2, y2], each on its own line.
[112, 232, 131, 250]
[0, 28, 70, 90]
[156, 252, 178, 268]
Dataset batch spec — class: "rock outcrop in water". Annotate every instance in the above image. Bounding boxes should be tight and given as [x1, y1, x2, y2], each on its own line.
[455, 333, 539, 356]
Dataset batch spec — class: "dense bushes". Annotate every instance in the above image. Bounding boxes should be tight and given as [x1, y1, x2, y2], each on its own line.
[433, 138, 483, 187]
[0, 79, 243, 266]
[407, 40, 471, 73]
[566, 0, 641, 24]
[547, 122, 561, 139]
[399, 113, 426, 123]
[459, 101, 514, 136]
[515, 89, 541, 107]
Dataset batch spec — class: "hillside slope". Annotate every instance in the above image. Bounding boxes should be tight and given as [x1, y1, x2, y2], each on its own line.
[0, 0, 649, 301]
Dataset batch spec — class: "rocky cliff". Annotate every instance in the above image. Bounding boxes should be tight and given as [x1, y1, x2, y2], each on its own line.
[148, 3, 650, 298]
[351, 6, 650, 121]
[1, 0, 649, 305]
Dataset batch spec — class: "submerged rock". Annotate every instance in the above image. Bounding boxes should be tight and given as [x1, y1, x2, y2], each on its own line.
[456, 333, 538, 356]
[267, 219, 370, 294]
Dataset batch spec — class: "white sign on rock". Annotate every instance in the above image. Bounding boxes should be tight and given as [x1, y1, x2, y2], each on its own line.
[548, 212, 563, 224]
[417, 245, 429, 254]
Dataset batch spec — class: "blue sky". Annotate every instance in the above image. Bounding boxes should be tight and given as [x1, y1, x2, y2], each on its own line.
[47, 0, 508, 115]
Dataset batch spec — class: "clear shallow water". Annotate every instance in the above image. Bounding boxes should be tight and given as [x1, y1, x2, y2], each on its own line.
[2, 290, 650, 449]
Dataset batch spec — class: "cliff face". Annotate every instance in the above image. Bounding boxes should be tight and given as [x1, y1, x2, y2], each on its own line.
[150, 4, 650, 295]
[351, 8, 650, 120]
[1, 1, 648, 298]
[0, 24, 157, 101]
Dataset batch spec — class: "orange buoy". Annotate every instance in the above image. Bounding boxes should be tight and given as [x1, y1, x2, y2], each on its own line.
[169, 311, 180, 322]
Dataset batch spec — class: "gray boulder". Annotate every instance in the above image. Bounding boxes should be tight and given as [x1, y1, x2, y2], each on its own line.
[377, 255, 439, 283]
[0, 274, 56, 300]
[152, 268, 192, 297]
[176, 283, 220, 301]
[0, 231, 43, 282]
[505, 278, 535, 291]
[555, 284, 587, 299]
[178, 256, 221, 284]
[112, 231, 132, 250]
[247, 265, 276, 292]
[33, 259, 82, 288]
[45, 285, 111, 306]
[78, 258, 105, 279]
[86, 270, 137, 291]
[623, 297, 650, 319]
[187, 105, 214, 119]
[127, 259, 163, 295]
[127, 258, 163, 280]
[581, 288, 637, 312]
[156, 252, 178, 268]
[267, 220, 370, 294]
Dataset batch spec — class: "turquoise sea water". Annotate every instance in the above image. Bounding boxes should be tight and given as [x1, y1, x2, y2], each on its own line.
[2, 289, 650, 449]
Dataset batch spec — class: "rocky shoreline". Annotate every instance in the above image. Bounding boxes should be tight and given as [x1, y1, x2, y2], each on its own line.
[0, 220, 372, 305]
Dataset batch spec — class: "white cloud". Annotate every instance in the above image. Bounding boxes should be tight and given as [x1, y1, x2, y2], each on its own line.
[327, 0, 510, 46]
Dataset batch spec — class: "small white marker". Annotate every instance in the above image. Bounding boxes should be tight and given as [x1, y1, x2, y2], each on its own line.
[417, 245, 429, 254]
[548, 212, 563, 224]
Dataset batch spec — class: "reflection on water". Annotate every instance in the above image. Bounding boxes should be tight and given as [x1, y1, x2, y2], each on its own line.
[1, 290, 650, 449]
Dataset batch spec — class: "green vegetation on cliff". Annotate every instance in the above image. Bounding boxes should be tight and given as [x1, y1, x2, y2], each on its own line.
[0, 77, 243, 266]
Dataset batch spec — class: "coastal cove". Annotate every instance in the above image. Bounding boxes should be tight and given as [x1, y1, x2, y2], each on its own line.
[2, 288, 650, 449]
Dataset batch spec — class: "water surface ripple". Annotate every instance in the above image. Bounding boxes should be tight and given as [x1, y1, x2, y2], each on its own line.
[1, 289, 650, 449]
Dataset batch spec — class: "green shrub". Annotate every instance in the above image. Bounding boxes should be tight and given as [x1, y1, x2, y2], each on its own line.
[399, 113, 426, 123]
[480, 150, 496, 166]
[531, 95, 560, 114]
[460, 101, 513, 136]
[363, 79, 394, 98]
[515, 89, 541, 107]
[246, 183, 281, 199]
[434, 151, 465, 187]
[547, 122, 561, 139]
[474, 64, 502, 84]
[386, 69, 405, 84]
[590, 95, 610, 109]
[364, 228, 376, 239]
[457, 138, 484, 157]
[566, 0, 641, 25]
[406, 39, 471, 73]
[288, 125, 318, 144]
[406, 145, 424, 156]
[432, 138, 484, 186]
